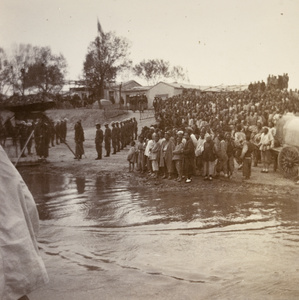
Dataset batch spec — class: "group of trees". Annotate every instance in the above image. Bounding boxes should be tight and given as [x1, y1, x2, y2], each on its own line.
[0, 44, 67, 97]
[83, 29, 189, 98]
[1, 28, 188, 100]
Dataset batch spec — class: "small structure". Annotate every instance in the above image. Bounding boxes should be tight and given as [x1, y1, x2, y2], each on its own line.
[0, 93, 56, 166]
[277, 115, 299, 177]
[147, 82, 202, 108]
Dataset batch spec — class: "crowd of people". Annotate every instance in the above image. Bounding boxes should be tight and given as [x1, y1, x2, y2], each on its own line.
[1, 76, 299, 181]
[127, 86, 299, 182]
[0, 116, 68, 160]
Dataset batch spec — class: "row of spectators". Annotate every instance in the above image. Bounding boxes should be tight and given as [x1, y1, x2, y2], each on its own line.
[128, 87, 299, 181]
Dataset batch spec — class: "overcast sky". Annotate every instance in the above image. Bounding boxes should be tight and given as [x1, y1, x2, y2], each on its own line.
[1, 0, 298, 89]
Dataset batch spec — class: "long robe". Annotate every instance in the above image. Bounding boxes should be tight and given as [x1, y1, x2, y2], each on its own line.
[0, 146, 48, 300]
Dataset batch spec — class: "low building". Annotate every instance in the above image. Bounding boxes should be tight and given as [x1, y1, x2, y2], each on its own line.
[105, 80, 144, 105]
[63, 79, 249, 109]
[147, 82, 202, 107]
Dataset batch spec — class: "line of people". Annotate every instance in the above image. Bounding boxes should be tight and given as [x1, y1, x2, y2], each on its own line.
[74, 117, 138, 160]
[128, 123, 275, 183]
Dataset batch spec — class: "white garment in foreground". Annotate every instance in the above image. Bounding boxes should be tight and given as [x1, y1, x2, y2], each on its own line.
[0, 146, 48, 300]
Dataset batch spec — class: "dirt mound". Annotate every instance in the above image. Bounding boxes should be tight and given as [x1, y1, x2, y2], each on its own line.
[45, 108, 107, 128]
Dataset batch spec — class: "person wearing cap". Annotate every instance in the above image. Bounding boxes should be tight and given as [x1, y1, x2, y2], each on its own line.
[149, 133, 161, 178]
[34, 118, 50, 159]
[95, 123, 103, 160]
[115, 122, 121, 152]
[120, 122, 125, 150]
[133, 117, 138, 140]
[202, 135, 217, 181]
[104, 123, 111, 157]
[61, 118, 67, 142]
[55, 120, 61, 145]
[160, 131, 175, 179]
[183, 131, 195, 183]
[111, 122, 117, 155]
[74, 120, 85, 159]
[258, 126, 274, 173]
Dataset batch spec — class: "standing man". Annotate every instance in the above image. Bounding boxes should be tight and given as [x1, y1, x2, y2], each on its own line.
[34, 118, 50, 159]
[111, 122, 117, 155]
[133, 117, 138, 140]
[183, 131, 195, 183]
[120, 122, 125, 150]
[55, 120, 61, 145]
[240, 134, 255, 179]
[74, 120, 85, 159]
[95, 123, 103, 160]
[104, 122, 111, 157]
[115, 122, 121, 152]
[61, 118, 67, 142]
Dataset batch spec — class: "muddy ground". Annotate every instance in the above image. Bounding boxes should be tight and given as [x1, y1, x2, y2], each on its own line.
[4, 107, 296, 198]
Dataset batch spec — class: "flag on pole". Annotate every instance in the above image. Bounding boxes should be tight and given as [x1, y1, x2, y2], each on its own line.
[97, 18, 104, 36]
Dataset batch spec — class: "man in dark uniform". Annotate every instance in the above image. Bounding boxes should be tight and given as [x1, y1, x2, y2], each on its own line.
[123, 119, 129, 147]
[60, 118, 67, 142]
[129, 118, 134, 142]
[55, 120, 61, 145]
[115, 122, 121, 152]
[34, 118, 50, 159]
[74, 120, 85, 159]
[104, 123, 111, 157]
[111, 122, 117, 154]
[120, 122, 125, 150]
[48, 118, 55, 147]
[133, 117, 138, 140]
[95, 123, 103, 160]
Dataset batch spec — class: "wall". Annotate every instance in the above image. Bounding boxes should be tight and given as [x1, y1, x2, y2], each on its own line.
[147, 83, 178, 108]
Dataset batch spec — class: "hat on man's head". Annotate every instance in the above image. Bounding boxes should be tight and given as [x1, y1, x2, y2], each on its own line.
[104, 122, 108, 126]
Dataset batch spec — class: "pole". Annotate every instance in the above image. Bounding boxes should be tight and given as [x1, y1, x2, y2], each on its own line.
[14, 129, 34, 167]
[54, 129, 80, 160]
[63, 140, 80, 159]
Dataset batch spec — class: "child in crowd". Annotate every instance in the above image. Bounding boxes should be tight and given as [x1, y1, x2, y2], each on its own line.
[127, 141, 137, 172]
[240, 135, 255, 179]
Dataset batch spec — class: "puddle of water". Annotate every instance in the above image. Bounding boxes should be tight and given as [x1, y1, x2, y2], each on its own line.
[20, 171, 299, 299]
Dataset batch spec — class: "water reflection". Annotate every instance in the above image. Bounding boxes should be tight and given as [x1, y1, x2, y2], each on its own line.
[76, 177, 86, 194]
[20, 171, 299, 299]
[20, 172, 299, 231]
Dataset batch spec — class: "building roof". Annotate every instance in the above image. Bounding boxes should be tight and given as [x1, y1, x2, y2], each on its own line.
[152, 81, 202, 90]
[110, 80, 142, 89]
[199, 84, 248, 92]
[151, 81, 248, 92]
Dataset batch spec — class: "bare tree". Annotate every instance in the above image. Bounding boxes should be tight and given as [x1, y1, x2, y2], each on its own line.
[133, 59, 188, 85]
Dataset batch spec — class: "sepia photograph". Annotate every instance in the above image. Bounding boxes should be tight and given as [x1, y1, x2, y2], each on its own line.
[1, 0, 299, 299]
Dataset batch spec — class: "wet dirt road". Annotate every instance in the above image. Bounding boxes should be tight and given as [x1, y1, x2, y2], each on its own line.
[22, 171, 299, 300]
